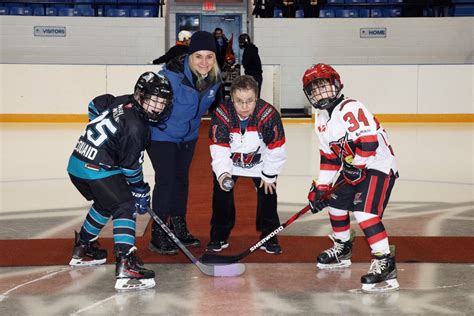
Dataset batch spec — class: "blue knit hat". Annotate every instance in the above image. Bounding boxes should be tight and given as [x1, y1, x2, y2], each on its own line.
[188, 31, 216, 55]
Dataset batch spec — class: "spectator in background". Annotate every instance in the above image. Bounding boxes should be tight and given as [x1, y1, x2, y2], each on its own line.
[222, 53, 241, 100]
[152, 30, 192, 65]
[239, 33, 263, 97]
[213, 28, 233, 69]
[147, 31, 223, 255]
[221, 35, 240, 100]
[252, 0, 266, 17]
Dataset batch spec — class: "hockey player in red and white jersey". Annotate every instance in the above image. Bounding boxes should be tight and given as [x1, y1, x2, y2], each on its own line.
[207, 75, 287, 254]
[302, 63, 399, 293]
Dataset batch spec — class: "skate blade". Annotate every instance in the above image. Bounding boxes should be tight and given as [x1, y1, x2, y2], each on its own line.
[317, 259, 351, 270]
[115, 278, 156, 291]
[361, 279, 400, 293]
[69, 258, 106, 267]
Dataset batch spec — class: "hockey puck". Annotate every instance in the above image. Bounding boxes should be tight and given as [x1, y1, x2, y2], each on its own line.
[222, 178, 235, 191]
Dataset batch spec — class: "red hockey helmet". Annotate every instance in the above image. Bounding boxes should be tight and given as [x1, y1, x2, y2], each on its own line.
[302, 63, 343, 110]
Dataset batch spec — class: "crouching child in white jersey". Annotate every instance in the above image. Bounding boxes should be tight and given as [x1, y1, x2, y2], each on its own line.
[302, 63, 399, 293]
[207, 75, 287, 254]
[67, 72, 173, 290]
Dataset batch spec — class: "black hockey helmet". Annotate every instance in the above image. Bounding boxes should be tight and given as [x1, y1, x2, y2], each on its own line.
[238, 33, 251, 49]
[134, 72, 173, 124]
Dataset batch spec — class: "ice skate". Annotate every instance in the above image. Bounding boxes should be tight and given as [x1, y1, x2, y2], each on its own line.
[316, 233, 353, 269]
[115, 247, 155, 291]
[69, 231, 107, 266]
[361, 252, 399, 293]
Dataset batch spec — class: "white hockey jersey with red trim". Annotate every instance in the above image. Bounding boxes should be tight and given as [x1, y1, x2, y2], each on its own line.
[209, 99, 287, 183]
[315, 98, 398, 185]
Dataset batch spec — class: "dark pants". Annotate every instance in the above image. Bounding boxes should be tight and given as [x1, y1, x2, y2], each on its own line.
[210, 174, 280, 241]
[329, 169, 397, 218]
[69, 173, 136, 253]
[69, 173, 134, 215]
[147, 139, 197, 220]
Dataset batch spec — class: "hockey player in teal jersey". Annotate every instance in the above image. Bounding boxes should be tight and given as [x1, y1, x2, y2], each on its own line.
[67, 72, 173, 290]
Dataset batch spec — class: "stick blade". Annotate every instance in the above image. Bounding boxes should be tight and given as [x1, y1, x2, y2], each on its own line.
[196, 261, 246, 277]
[200, 253, 241, 264]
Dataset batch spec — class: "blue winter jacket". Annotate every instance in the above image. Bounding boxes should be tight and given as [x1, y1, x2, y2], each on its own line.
[151, 55, 221, 143]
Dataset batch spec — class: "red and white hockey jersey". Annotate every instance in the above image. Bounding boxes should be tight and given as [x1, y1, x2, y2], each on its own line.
[316, 98, 398, 185]
[209, 99, 287, 183]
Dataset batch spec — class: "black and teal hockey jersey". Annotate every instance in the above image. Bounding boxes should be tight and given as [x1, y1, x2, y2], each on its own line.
[67, 94, 150, 185]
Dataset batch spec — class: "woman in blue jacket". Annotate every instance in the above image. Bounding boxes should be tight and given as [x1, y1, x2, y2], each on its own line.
[148, 31, 222, 254]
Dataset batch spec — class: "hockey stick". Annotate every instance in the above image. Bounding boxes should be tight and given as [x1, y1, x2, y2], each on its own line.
[200, 179, 346, 264]
[147, 208, 245, 277]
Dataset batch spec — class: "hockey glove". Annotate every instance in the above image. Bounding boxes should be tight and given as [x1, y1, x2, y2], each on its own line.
[308, 181, 330, 213]
[131, 183, 151, 215]
[342, 156, 366, 186]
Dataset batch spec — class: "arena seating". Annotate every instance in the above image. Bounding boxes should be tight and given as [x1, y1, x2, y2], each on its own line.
[251, 0, 467, 17]
[452, 0, 474, 15]
[1, 0, 473, 17]
[0, 0, 161, 17]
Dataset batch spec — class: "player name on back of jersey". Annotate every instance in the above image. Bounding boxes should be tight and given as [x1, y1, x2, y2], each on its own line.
[74, 140, 98, 160]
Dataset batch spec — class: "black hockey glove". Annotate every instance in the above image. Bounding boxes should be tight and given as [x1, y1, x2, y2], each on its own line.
[131, 183, 151, 215]
[342, 156, 366, 186]
[308, 181, 330, 213]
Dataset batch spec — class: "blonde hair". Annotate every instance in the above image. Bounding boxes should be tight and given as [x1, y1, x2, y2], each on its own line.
[189, 52, 221, 84]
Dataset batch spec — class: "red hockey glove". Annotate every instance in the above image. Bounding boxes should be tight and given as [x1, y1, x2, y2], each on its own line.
[308, 181, 330, 214]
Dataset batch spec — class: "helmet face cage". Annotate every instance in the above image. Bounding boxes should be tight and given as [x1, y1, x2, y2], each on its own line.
[135, 73, 173, 124]
[303, 78, 341, 110]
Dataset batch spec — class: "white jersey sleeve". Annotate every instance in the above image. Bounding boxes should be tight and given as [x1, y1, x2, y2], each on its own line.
[315, 111, 340, 185]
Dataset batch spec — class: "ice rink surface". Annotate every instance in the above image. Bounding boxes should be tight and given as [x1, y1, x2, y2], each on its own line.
[1, 122, 473, 315]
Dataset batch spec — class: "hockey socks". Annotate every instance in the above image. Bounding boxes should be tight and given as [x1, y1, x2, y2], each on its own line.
[79, 205, 110, 242]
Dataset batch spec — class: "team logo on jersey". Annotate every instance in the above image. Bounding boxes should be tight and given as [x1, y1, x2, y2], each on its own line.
[231, 147, 262, 168]
[353, 192, 363, 205]
[113, 105, 125, 122]
[318, 125, 327, 133]
[208, 89, 215, 98]
[330, 134, 355, 159]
